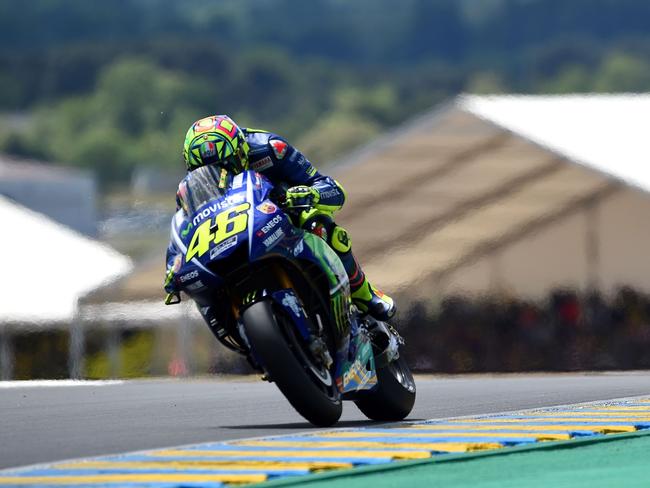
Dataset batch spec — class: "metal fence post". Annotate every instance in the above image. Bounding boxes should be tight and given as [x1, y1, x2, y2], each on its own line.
[107, 326, 121, 379]
[585, 203, 601, 292]
[0, 325, 13, 380]
[68, 319, 85, 379]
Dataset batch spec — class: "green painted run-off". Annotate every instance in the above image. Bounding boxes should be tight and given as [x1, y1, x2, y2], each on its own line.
[256, 430, 650, 488]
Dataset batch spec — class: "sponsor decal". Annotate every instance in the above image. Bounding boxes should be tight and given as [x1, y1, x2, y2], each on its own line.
[232, 173, 244, 189]
[192, 194, 246, 225]
[185, 280, 205, 291]
[256, 201, 278, 215]
[250, 156, 274, 172]
[262, 228, 284, 248]
[179, 270, 199, 283]
[180, 222, 193, 238]
[312, 222, 328, 241]
[334, 228, 350, 247]
[256, 215, 283, 236]
[293, 238, 304, 257]
[209, 235, 238, 259]
[289, 152, 307, 166]
[270, 139, 288, 159]
[171, 254, 183, 273]
[201, 140, 217, 158]
[281, 293, 303, 318]
[307, 166, 317, 177]
[319, 188, 341, 200]
[343, 357, 372, 389]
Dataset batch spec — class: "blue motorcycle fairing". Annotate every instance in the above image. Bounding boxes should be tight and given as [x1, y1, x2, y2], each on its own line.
[167, 169, 378, 395]
[336, 330, 377, 394]
[169, 210, 223, 292]
[170, 171, 341, 301]
[169, 171, 292, 292]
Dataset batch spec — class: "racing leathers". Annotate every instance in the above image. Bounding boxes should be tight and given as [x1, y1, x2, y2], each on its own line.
[165, 128, 396, 321]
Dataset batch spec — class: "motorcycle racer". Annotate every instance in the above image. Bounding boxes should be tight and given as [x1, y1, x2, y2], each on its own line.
[165, 114, 395, 322]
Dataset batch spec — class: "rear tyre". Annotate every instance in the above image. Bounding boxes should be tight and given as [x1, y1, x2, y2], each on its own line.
[242, 300, 342, 426]
[355, 355, 416, 421]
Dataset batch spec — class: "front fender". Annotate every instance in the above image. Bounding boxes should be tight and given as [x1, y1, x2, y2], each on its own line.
[269, 289, 311, 340]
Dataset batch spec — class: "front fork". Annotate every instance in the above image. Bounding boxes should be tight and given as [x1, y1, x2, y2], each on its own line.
[235, 261, 335, 370]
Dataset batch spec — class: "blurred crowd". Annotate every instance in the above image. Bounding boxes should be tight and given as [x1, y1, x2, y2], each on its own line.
[400, 286, 650, 373]
[12, 286, 650, 379]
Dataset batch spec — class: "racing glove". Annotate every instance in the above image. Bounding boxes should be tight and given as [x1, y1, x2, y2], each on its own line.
[285, 186, 320, 209]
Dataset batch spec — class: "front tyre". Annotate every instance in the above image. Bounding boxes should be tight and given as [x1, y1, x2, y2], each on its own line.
[355, 355, 416, 421]
[242, 300, 342, 426]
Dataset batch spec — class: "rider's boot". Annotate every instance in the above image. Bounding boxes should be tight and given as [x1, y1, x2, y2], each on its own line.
[330, 226, 396, 322]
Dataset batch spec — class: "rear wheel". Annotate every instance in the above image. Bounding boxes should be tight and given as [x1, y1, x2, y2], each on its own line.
[242, 300, 342, 426]
[355, 355, 416, 421]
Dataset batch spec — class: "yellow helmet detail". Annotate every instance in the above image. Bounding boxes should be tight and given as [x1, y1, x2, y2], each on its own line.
[182, 115, 250, 173]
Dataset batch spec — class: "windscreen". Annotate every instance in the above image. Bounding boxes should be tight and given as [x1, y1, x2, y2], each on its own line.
[177, 165, 234, 216]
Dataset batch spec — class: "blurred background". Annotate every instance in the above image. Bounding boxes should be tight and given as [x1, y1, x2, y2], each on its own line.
[1, 0, 650, 379]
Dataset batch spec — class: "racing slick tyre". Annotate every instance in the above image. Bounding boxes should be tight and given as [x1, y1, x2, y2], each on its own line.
[242, 299, 342, 426]
[354, 355, 416, 421]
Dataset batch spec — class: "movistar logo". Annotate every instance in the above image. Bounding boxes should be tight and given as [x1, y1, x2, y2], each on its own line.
[181, 223, 193, 238]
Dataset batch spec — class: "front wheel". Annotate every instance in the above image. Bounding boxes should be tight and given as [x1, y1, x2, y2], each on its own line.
[242, 300, 342, 426]
[355, 355, 416, 421]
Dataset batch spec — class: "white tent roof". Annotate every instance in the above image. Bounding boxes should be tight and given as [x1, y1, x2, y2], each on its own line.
[460, 94, 650, 193]
[0, 196, 132, 324]
[334, 93, 650, 295]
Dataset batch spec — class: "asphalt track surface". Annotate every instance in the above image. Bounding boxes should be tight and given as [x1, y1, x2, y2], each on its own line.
[1, 372, 650, 470]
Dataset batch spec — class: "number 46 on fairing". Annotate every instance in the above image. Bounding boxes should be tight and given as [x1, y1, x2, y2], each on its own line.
[186, 202, 251, 261]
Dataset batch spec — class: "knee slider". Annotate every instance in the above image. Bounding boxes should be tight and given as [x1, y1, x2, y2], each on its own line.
[330, 226, 352, 253]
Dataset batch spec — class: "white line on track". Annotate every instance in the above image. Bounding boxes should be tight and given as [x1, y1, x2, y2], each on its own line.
[0, 380, 124, 388]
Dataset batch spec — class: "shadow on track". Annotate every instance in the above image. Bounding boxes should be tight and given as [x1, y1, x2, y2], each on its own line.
[221, 419, 426, 430]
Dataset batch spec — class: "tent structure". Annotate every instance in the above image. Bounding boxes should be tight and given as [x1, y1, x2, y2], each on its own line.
[0, 195, 132, 323]
[335, 94, 650, 299]
[0, 195, 132, 378]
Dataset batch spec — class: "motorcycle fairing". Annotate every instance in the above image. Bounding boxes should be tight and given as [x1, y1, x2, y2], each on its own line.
[299, 233, 352, 336]
[170, 172, 354, 342]
[169, 209, 223, 291]
[169, 169, 377, 393]
[337, 331, 378, 394]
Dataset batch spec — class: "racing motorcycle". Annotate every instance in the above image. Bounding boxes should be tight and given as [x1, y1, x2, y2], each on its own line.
[165, 165, 416, 426]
